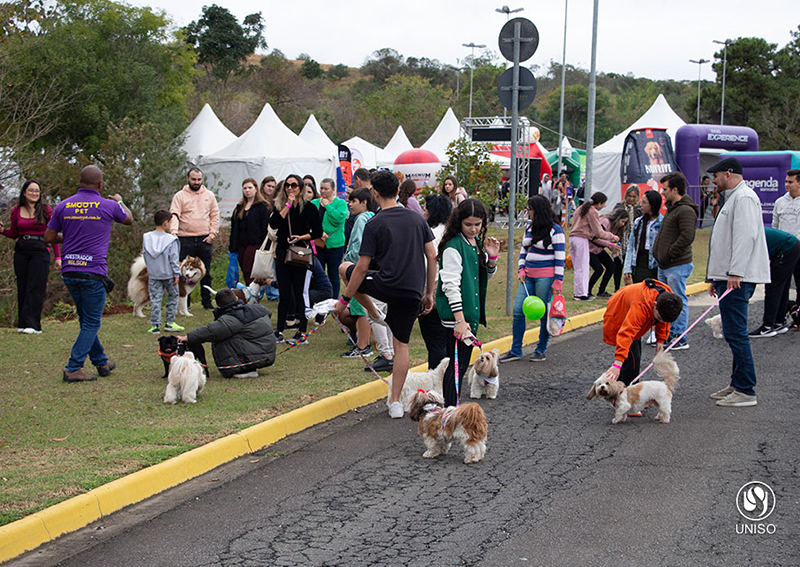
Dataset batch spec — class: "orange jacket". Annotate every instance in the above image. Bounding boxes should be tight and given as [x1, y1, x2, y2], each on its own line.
[602, 280, 672, 362]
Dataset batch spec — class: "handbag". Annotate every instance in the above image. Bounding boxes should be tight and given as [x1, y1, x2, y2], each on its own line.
[283, 210, 314, 269]
[547, 293, 567, 336]
[250, 232, 275, 281]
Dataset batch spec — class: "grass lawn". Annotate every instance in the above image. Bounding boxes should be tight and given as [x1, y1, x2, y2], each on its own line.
[0, 228, 711, 525]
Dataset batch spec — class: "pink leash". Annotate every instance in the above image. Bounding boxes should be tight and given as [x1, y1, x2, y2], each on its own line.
[629, 287, 732, 386]
[453, 333, 483, 407]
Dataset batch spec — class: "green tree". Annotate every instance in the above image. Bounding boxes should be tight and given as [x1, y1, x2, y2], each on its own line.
[300, 58, 323, 79]
[326, 63, 350, 81]
[437, 138, 503, 212]
[361, 48, 405, 84]
[538, 84, 614, 146]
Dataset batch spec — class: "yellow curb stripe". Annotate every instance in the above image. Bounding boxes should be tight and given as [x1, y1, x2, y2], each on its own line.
[1, 284, 708, 563]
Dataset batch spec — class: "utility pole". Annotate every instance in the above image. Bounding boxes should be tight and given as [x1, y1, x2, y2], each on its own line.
[557, 0, 568, 178]
[462, 42, 486, 118]
[585, 0, 599, 194]
[689, 58, 710, 124]
[712, 39, 735, 125]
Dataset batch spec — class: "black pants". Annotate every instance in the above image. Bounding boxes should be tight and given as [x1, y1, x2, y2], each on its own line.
[274, 258, 309, 333]
[14, 238, 51, 330]
[443, 332, 474, 407]
[418, 307, 449, 370]
[619, 339, 642, 386]
[765, 242, 800, 327]
[612, 257, 623, 291]
[589, 251, 615, 295]
[178, 236, 213, 308]
[793, 251, 800, 304]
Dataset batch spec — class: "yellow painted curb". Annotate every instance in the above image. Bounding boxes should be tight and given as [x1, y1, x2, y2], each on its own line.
[2, 284, 709, 563]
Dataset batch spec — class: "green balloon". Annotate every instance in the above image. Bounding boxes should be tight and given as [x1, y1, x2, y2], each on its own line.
[522, 295, 546, 320]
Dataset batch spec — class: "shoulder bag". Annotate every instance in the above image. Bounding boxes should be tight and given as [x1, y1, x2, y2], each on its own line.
[284, 209, 314, 269]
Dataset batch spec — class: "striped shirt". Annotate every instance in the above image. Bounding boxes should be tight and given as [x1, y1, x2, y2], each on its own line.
[518, 222, 566, 282]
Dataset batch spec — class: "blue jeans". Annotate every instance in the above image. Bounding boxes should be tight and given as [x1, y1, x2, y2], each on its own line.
[62, 276, 109, 372]
[510, 276, 553, 357]
[316, 245, 345, 298]
[657, 262, 693, 340]
[713, 281, 757, 396]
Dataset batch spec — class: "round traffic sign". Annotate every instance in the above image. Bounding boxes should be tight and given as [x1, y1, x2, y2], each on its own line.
[499, 17, 539, 62]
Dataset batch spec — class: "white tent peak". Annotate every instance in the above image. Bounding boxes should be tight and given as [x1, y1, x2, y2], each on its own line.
[343, 135, 389, 170]
[181, 103, 237, 161]
[421, 108, 461, 161]
[299, 114, 337, 156]
[595, 94, 686, 154]
[380, 126, 414, 167]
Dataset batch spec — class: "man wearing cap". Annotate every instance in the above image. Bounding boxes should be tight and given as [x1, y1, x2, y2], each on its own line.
[706, 157, 770, 407]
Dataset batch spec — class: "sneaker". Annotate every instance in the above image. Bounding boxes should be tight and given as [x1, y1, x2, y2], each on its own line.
[21, 327, 39, 334]
[274, 331, 285, 344]
[596, 292, 611, 298]
[499, 351, 524, 363]
[670, 338, 689, 351]
[646, 330, 657, 346]
[388, 401, 404, 419]
[529, 351, 546, 362]
[233, 371, 259, 378]
[63, 368, 97, 383]
[287, 331, 309, 346]
[147, 326, 160, 334]
[164, 322, 185, 332]
[367, 355, 394, 372]
[366, 309, 389, 328]
[749, 325, 776, 338]
[573, 295, 594, 301]
[716, 390, 757, 407]
[17, 328, 24, 333]
[96, 361, 116, 377]
[773, 323, 789, 335]
[709, 385, 735, 400]
[341, 345, 373, 358]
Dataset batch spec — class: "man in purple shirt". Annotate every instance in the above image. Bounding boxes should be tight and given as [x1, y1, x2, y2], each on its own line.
[45, 165, 132, 382]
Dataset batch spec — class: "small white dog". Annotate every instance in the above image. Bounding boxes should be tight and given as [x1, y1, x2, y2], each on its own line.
[388, 357, 450, 412]
[587, 351, 679, 424]
[164, 348, 206, 404]
[705, 314, 724, 339]
[468, 348, 500, 399]
[407, 389, 488, 464]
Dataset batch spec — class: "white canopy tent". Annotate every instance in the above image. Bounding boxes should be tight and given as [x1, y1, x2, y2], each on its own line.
[180, 104, 238, 164]
[378, 126, 413, 168]
[198, 103, 335, 217]
[299, 114, 337, 159]
[592, 94, 686, 208]
[343, 136, 388, 170]
[421, 108, 461, 162]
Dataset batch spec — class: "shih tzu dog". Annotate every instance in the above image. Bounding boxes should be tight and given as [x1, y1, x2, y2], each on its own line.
[705, 314, 724, 339]
[164, 344, 207, 404]
[388, 357, 450, 412]
[468, 348, 500, 400]
[408, 390, 488, 464]
[586, 351, 679, 424]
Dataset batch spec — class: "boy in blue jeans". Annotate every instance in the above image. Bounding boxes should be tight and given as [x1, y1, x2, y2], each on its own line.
[144, 210, 183, 333]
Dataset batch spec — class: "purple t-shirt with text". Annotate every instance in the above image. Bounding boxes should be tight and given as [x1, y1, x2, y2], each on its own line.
[48, 188, 128, 276]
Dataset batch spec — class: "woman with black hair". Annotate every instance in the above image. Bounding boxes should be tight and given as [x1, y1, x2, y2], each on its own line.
[0, 180, 60, 334]
[569, 192, 619, 300]
[500, 195, 566, 363]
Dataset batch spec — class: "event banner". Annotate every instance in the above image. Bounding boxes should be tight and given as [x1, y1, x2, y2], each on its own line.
[620, 128, 677, 214]
[336, 144, 352, 196]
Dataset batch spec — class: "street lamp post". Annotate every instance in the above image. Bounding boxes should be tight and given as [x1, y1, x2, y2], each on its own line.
[689, 58, 709, 124]
[557, 0, 568, 178]
[713, 39, 735, 125]
[462, 42, 486, 118]
[495, 5, 523, 20]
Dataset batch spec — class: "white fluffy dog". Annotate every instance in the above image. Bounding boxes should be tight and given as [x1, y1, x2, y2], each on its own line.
[468, 348, 500, 399]
[164, 349, 206, 404]
[388, 357, 449, 412]
[705, 314, 724, 339]
[128, 255, 206, 318]
[587, 351, 679, 424]
[407, 389, 488, 464]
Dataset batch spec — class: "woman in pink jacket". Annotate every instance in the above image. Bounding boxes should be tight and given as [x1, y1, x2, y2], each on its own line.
[569, 192, 618, 301]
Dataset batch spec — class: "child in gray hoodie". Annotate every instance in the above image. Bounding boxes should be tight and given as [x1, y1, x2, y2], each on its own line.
[144, 210, 183, 333]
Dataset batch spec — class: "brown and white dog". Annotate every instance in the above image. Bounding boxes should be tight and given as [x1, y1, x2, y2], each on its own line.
[128, 255, 206, 318]
[586, 351, 679, 424]
[468, 348, 500, 399]
[408, 389, 488, 464]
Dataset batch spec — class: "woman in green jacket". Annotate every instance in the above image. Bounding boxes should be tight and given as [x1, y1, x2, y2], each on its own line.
[312, 177, 349, 297]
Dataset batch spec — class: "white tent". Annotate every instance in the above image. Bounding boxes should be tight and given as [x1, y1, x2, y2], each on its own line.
[343, 136, 388, 170]
[299, 114, 337, 158]
[421, 108, 461, 162]
[592, 94, 686, 208]
[180, 104, 238, 164]
[378, 126, 413, 168]
[198, 103, 335, 217]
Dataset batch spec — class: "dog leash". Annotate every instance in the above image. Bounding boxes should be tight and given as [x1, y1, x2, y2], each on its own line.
[452, 332, 482, 407]
[628, 287, 732, 386]
[276, 316, 328, 355]
[331, 314, 388, 384]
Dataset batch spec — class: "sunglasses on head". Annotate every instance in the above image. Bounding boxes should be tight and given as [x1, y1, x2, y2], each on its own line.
[286, 182, 299, 189]
[304, 182, 313, 187]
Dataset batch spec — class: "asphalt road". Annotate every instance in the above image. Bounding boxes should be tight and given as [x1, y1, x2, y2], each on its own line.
[12, 292, 799, 567]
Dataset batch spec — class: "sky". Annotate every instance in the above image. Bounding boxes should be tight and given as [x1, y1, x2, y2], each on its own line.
[126, 0, 799, 82]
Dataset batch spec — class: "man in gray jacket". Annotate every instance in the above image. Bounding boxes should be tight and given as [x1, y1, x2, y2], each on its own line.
[706, 158, 770, 408]
[652, 172, 698, 351]
[179, 289, 276, 378]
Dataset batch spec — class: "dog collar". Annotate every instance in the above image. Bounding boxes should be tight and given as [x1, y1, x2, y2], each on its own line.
[159, 348, 177, 360]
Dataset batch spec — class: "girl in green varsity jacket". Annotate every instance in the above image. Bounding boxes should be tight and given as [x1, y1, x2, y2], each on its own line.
[436, 198, 500, 406]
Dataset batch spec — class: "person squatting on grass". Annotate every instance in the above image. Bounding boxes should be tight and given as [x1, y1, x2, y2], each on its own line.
[500, 195, 564, 364]
[334, 170, 438, 419]
[0, 179, 61, 334]
[45, 165, 133, 383]
[143, 210, 182, 334]
[436, 198, 500, 406]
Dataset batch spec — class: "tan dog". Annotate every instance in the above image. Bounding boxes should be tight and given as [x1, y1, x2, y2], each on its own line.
[128, 255, 206, 318]
[468, 348, 500, 399]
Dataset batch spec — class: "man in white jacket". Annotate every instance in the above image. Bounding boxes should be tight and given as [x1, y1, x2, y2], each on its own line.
[771, 168, 800, 304]
[706, 158, 770, 408]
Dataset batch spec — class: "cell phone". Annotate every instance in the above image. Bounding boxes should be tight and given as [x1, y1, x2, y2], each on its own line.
[289, 237, 298, 244]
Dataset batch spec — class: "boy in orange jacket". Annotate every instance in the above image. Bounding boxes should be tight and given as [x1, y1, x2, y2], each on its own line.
[603, 279, 683, 384]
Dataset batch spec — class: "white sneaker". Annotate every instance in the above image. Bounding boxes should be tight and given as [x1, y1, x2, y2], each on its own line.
[646, 330, 656, 346]
[710, 385, 734, 400]
[388, 401, 404, 419]
[22, 328, 40, 334]
[716, 390, 757, 407]
[17, 328, 24, 333]
[233, 371, 259, 378]
[367, 310, 389, 329]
